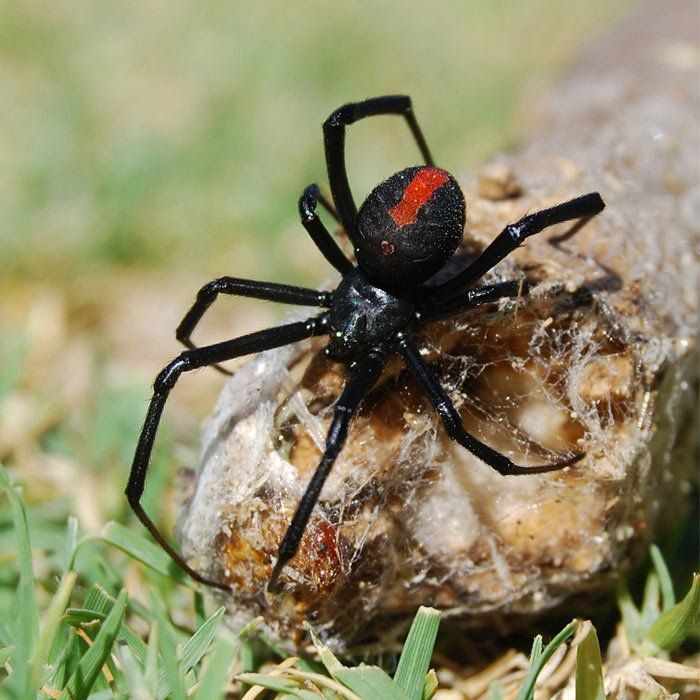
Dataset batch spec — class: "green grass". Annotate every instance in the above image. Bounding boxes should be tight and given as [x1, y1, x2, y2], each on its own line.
[1, 463, 697, 697]
[2, 1, 697, 697]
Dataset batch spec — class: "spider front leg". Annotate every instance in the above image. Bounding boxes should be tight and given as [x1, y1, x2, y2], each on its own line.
[430, 192, 605, 300]
[268, 345, 388, 593]
[397, 334, 584, 475]
[301, 182, 339, 223]
[323, 95, 435, 240]
[127, 316, 329, 591]
[176, 278, 331, 375]
[299, 184, 354, 275]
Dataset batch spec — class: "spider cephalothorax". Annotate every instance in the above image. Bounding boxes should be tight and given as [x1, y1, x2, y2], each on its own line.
[326, 268, 413, 360]
[126, 95, 605, 594]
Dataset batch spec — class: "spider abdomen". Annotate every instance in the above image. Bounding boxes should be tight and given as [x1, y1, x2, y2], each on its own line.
[326, 269, 414, 361]
[355, 165, 466, 290]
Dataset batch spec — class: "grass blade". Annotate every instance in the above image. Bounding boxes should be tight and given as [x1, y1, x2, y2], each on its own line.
[181, 606, 226, 673]
[62, 516, 80, 574]
[394, 606, 441, 700]
[0, 647, 14, 666]
[145, 621, 160, 698]
[617, 578, 643, 646]
[334, 666, 411, 700]
[305, 622, 409, 700]
[304, 622, 344, 678]
[422, 669, 438, 700]
[28, 570, 78, 696]
[528, 635, 543, 666]
[59, 588, 128, 700]
[76, 522, 186, 584]
[84, 584, 116, 616]
[65, 608, 149, 667]
[575, 625, 605, 700]
[515, 620, 578, 700]
[0, 621, 13, 648]
[650, 544, 676, 612]
[193, 633, 236, 700]
[117, 644, 152, 700]
[0, 464, 39, 693]
[44, 633, 80, 693]
[155, 605, 225, 696]
[639, 573, 661, 632]
[646, 572, 700, 652]
[237, 673, 314, 696]
[151, 599, 187, 700]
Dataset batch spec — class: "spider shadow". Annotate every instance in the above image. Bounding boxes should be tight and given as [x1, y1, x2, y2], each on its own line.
[547, 216, 623, 314]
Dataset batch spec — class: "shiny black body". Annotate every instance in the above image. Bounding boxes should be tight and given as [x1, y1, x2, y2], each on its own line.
[126, 95, 605, 593]
[327, 269, 414, 360]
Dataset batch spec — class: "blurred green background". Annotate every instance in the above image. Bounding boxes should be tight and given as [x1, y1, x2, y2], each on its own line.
[0, 0, 635, 625]
[1, 0, 634, 286]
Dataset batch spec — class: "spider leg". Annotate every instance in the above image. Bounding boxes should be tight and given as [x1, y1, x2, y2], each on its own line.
[310, 184, 340, 223]
[268, 345, 388, 593]
[299, 184, 354, 275]
[176, 278, 331, 375]
[397, 333, 584, 476]
[126, 315, 329, 591]
[417, 279, 530, 323]
[323, 95, 434, 241]
[429, 192, 605, 301]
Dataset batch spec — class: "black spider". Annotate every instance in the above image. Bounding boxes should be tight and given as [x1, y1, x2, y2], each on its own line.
[126, 95, 605, 594]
